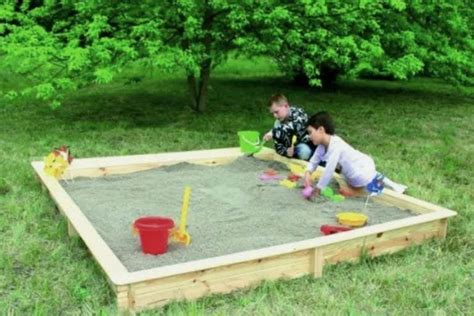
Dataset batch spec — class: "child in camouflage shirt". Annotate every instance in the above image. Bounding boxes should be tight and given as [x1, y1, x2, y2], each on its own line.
[263, 94, 314, 160]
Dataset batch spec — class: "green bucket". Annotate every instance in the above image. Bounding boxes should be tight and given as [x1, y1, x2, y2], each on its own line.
[237, 131, 264, 154]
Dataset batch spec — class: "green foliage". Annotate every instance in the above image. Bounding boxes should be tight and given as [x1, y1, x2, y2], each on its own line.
[249, 0, 474, 87]
[0, 1, 473, 109]
[0, 1, 269, 110]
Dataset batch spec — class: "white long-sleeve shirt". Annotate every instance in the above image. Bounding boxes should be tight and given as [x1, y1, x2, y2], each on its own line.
[306, 135, 376, 189]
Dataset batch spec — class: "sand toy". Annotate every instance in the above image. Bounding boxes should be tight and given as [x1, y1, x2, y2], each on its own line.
[287, 173, 301, 182]
[170, 186, 192, 246]
[44, 145, 74, 179]
[287, 163, 306, 176]
[302, 186, 314, 199]
[336, 212, 368, 227]
[291, 135, 297, 147]
[259, 168, 281, 181]
[320, 224, 351, 235]
[134, 216, 175, 255]
[279, 179, 297, 189]
[238, 131, 266, 154]
[321, 187, 345, 202]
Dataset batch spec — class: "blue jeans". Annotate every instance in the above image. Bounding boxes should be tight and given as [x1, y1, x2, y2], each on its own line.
[295, 143, 313, 161]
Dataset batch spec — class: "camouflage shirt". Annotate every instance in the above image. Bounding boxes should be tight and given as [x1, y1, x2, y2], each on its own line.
[272, 106, 312, 156]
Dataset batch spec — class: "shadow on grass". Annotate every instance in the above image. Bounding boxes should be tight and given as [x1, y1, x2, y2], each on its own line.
[10, 75, 472, 138]
[48, 76, 284, 131]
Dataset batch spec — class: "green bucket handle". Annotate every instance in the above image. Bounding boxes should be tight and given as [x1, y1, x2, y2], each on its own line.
[238, 131, 266, 154]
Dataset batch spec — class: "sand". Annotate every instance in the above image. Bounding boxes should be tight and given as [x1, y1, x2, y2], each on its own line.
[61, 156, 415, 272]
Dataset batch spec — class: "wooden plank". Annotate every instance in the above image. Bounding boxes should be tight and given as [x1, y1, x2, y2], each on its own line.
[62, 147, 274, 178]
[31, 162, 129, 284]
[438, 218, 448, 239]
[121, 209, 454, 285]
[116, 285, 130, 311]
[127, 219, 448, 310]
[130, 250, 309, 296]
[129, 251, 310, 310]
[322, 220, 442, 264]
[310, 248, 324, 278]
[67, 220, 78, 237]
[374, 190, 448, 214]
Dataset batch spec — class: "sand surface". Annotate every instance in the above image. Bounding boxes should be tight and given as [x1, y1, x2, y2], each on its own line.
[61, 157, 414, 272]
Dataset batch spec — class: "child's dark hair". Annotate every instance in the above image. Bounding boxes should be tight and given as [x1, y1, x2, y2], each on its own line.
[307, 111, 335, 135]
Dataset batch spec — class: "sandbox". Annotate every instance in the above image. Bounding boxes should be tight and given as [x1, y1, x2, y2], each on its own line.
[32, 147, 457, 312]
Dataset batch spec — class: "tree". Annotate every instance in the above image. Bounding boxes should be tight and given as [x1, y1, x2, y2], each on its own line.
[248, 0, 474, 88]
[0, 0, 266, 111]
[374, 1, 474, 86]
[1, 1, 472, 110]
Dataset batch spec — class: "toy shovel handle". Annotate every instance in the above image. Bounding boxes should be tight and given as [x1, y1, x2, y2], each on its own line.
[252, 138, 266, 154]
[179, 186, 191, 232]
[291, 135, 297, 149]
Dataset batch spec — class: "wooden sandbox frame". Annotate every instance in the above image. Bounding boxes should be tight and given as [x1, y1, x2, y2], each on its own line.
[32, 147, 456, 312]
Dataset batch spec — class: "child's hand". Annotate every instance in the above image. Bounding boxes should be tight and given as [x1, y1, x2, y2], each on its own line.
[263, 131, 273, 141]
[287, 147, 294, 157]
[304, 172, 312, 188]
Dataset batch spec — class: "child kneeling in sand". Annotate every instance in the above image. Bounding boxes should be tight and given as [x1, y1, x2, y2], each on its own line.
[303, 111, 407, 196]
[263, 94, 315, 160]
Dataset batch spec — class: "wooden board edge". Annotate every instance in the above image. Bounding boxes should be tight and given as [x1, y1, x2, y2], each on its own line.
[31, 161, 130, 284]
[118, 209, 455, 285]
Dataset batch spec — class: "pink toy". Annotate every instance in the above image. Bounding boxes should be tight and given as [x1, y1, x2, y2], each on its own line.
[264, 168, 278, 176]
[259, 168, 281, 181]
[302, 186, 314, 199]
[259, 173, 280, 181]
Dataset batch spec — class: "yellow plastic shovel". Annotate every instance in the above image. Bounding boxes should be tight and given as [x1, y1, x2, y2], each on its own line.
[170, 186, 192, 246]
[291, 135, 297, 147]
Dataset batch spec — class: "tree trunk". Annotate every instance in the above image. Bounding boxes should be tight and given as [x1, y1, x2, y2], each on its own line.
[293, 70, 310, 86]
[187, 75, 198, 110]
[319, 64, 339, 90]
[183, 1, 215, 112]
[186, 59, 212, 112]
[292, 64, 340, 90]
[196, 59, 211, 112]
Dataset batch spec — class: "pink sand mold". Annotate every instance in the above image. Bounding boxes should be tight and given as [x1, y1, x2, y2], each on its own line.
[259, 173, 281, 181]
[302, 186, 314, 199]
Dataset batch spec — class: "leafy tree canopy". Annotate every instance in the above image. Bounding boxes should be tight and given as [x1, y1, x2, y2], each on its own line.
[249, 0, 474, 87]
[1, 0, 472, 111]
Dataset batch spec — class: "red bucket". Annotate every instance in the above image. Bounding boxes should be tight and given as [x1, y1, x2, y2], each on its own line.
[134, 216, 175, 255]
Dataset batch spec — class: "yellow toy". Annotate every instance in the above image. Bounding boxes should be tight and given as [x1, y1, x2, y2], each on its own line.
[291, 135, 297, 147]
[43, 145, 73, 179]
[336, 212, 368, 227]
[279, 179, 297, 189]
[288, 162, 305, 176]
[170, 186, 192, 246]
[44, 153, 68, 178]
[287, 163, 319, 182]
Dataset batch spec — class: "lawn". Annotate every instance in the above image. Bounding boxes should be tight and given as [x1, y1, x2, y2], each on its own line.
[0, 57, 473, 314]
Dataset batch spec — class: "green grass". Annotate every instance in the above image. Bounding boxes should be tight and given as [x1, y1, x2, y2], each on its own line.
[1, 56, 473, 314]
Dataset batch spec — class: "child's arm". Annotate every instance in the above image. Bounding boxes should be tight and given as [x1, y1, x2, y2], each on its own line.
[304, 147, 322, 187]
[316, 148, 342, 190]
[263, 130, 273, 141]
[272, 127, 291, 156]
